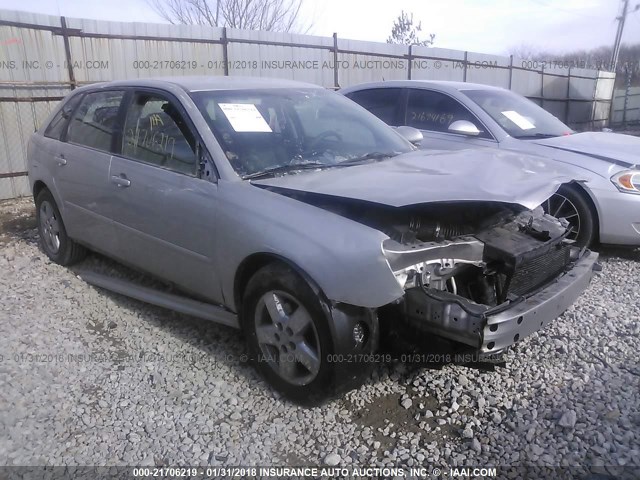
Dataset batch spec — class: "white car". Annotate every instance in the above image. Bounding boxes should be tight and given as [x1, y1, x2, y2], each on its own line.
[341, 80, 640, 248]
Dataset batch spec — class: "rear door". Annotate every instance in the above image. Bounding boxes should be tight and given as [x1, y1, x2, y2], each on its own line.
[56, 89, 125, 253]
[404, 88, 497, 151]
[107, 89, 223, 303]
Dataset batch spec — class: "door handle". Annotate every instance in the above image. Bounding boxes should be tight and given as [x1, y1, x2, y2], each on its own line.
[111, 175, 131, 188]
[55, 156, 67, 166]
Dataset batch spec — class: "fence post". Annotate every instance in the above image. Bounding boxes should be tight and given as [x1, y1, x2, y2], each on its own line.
[221, 27, 229, 76]
[565, 67, 571, 126]
[540, 64, 545, 110]
[333, 33, 339, 88]
[60, 17, 76, 90]
[463, 51, 467, 82]
[622, 66, 632, 128]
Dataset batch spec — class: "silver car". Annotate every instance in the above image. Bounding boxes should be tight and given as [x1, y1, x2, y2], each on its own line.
[28, 77, 598, 404]
[341, 80, 640, 248]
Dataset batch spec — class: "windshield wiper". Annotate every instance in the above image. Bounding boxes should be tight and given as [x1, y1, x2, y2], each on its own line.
[337, 151, 399, 166]
[243, 152, 400, 180]
[243, 162, 330, 180]
[513, 133, 561, 139]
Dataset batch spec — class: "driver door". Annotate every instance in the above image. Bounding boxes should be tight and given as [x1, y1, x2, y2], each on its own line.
[108, 89, 223, 303]
[404, 89, 496, 151]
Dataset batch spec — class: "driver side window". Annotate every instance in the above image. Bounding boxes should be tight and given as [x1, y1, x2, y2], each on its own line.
[406, 89, 489, 138]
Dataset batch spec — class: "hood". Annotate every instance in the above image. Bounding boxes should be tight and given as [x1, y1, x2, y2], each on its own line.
[252, 149, 580, 210]
[532, 132, 639, 169]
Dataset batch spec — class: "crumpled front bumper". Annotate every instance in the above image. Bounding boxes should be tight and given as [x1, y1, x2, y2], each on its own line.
[481, 250, 600, 353]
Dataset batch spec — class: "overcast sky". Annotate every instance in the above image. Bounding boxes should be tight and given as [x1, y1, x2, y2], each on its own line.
[0, 0, 638, 55]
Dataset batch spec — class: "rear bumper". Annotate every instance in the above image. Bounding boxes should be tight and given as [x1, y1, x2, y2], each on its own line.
[481, 250, 599, 352]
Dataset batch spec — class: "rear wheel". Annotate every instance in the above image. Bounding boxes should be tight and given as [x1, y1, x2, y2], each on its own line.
[542, 185, 596, 248]
[35, 189, 86, 265]
[242, 263, 337, 404]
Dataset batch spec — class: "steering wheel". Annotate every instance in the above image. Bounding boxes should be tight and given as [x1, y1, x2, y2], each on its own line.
[307, 130, 343, 153]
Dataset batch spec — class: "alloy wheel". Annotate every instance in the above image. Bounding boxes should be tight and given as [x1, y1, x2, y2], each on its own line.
[39, 200, 61, 254]
[254, 290, 321, 386]
[543, 193, 581, 241]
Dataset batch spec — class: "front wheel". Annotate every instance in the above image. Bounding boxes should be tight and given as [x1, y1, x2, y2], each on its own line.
[542, 185, 596, 248]
[241, 263, 337, 405]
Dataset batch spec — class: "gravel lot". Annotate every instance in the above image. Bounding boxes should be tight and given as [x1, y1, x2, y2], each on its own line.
[1, 197, 639, 476]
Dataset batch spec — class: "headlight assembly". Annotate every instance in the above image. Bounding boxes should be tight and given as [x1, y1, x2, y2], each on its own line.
[611, 170, 640, 195]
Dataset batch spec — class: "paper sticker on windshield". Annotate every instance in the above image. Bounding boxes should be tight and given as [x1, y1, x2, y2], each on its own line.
[219, 103, 272, 132]
[501, 110, 535, 130]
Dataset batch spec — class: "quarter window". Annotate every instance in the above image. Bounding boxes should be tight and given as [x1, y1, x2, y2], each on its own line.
[122, 93, 197, 175]
[406, 89, 489, 138]
[67, 91, 124, 151]
[44, 93, 83, 140]
[346, 88, 403, 125]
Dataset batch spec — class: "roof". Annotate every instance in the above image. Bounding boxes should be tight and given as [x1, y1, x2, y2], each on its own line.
[339, 80, 507, 95]
[73, 76, 323, 93]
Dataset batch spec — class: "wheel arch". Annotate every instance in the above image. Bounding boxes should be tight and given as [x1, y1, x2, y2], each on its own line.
[32, 180, 49, 200]
[233, 252, 327, 317]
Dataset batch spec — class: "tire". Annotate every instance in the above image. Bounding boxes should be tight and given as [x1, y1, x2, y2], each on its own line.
[35, 189, 86, 265]
[543, 185, 596, 248]
[241, 263, 337, 405]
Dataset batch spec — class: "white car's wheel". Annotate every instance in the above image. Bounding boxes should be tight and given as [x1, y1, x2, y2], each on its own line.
[543, 185, 596, 248]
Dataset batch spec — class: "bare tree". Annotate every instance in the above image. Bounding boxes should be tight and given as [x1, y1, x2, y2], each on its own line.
[508, 44, 541, 60]
[149, 0, 309, 32]
[387, 10, 435, 47]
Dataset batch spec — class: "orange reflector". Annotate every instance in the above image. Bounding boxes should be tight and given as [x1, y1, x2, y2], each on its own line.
[619, 174, 635, 189]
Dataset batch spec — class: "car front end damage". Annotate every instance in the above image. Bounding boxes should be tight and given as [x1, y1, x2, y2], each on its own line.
[380, 205, 599, 354]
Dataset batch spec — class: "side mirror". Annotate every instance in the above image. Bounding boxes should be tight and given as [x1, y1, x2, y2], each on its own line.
[448, 120, 481, 137]
[396, 126, 424, 146]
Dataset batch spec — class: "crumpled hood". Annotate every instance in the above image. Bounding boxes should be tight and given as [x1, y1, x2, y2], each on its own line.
[252, 148, 580, 210]
[532, 132, 639, 168]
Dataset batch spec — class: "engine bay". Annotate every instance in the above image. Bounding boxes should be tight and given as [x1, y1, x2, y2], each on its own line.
[276, 189, 580, 349]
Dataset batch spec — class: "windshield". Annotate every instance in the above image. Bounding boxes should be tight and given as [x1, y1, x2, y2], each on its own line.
[191, 88, 412, 177]
[462, 89, 573, 139]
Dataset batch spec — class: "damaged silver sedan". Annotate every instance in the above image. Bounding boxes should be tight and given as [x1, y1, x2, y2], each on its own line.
[27, 77, 599, 404]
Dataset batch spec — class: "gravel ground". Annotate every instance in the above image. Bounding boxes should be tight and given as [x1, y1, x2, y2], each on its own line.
[1, 197, 639, 476]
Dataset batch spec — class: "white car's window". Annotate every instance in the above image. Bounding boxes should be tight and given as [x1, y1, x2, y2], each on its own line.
[346, 88, 404, 125]
[67, 91, 125, 152]
[463, 89, 573, 139]
[191, 88, 412, 178]
[122, 93, 198, 175]
[406, 89, 491, 138]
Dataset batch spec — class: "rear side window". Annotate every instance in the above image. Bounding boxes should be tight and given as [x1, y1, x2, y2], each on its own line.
[406, 89, 490, 138]
[346, 88, 403, 125]
[121, 92, 197, 175]
[44, 94, 83, 140]
[67, 91, 125, 152]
